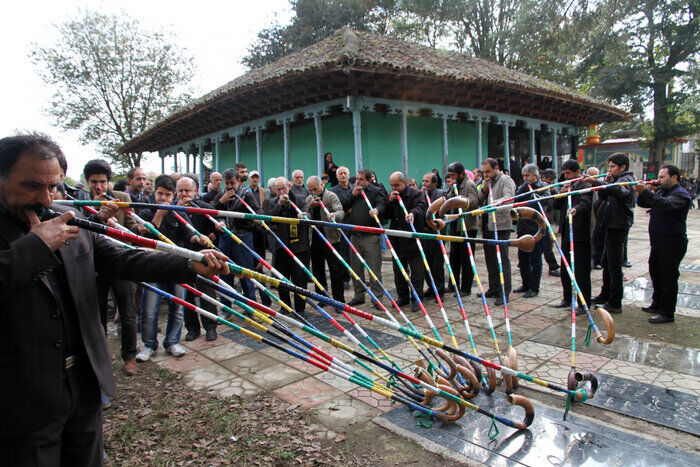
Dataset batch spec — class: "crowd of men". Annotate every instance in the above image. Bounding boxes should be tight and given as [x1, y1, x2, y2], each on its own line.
[1, 132, 692, 463]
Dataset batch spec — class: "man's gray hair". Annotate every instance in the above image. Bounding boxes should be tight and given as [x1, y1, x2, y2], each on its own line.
[522, 163, 539, 177]
[307, 175, 322, 186]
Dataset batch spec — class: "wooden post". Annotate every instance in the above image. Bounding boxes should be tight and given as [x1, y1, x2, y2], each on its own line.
[400, 109, 408, 175]
[352, 110, 362, 171]
[476, 120, 483, 166]
[551, 130, 558, 172]
[185, 153, 190, 173]
[442, 117, 448, 177]
[314, 115, 324, 177]
[529, 127, 536, 164]
[255, 129, 263, 181]
[198, 142, 205, 194]
[160, 152, 165, 174]
[235, 135, 240, 164]
[503, 124, 510, 172]
[214, 139, 220, 173]
[283, 120, 290, 179]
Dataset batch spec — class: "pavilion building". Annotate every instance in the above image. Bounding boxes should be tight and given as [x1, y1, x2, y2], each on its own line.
[120, 27, 629, 188]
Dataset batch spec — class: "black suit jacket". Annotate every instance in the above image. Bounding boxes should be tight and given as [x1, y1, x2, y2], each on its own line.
[0, 205, 195, 437]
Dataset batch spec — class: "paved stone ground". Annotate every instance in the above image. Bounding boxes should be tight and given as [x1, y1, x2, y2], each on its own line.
[141, 206, 700, 454]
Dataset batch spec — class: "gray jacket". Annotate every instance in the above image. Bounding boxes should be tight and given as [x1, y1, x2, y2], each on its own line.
[445, 176, 479, 231]
[306, 189, 345, 244]
[478, 172, 516, 231]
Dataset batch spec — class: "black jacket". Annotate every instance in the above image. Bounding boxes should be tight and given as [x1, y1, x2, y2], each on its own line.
[552, 180, 593, 242]
[263, 194, 309, 253]
[637, 183, 691, 249]
[214, 186, 261, 232]
[331, 183, 354, 212]
[386, 185, 427, 256]
[0, 205, 194, 437]
[346, 183, 387, 227]
[599, 171, 636, 230]
[515, 179, 548, 236]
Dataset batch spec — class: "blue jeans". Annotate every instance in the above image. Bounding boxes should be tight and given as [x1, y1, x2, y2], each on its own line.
[220, 230, 257, 300]
[141, 283, 185, 350]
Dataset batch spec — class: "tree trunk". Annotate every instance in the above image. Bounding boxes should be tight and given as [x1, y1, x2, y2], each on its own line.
[650, 81, 670, 165]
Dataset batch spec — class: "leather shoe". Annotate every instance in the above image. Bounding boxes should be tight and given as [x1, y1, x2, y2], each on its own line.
[424, 288, 436, 297]
[411, 301, 421, 312]
[597, 302, 621, 314]
[622, 261, 632, 268]
[396, 297, 410, 307]
[592, 294, 608, 303]
[206, 329, 217, 341]
[495, 295, 509, 306]
[185, 330, 200, 342]
[576, 306, 587, 316]
[554, 300, 570, 308]
[124, 359, 137, 376]
[459, 288, 471, 296]
[649, 314, 674, 323]
[642, 305, 657, 314]
[549, 269, 561, 277]
[347, 297, 365, 306]
[484, 290, 499, 298]
[523, 290, 538, 298]
[513, 286, 528, 293]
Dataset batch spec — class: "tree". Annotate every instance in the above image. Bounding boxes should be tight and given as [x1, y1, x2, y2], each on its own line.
[31, 11, 195, 169]
[243, 0, 397, 69]
[582, 0, 700, 162]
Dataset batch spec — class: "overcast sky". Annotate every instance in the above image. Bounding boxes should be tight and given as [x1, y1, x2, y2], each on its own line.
[1, 0, 292, 179]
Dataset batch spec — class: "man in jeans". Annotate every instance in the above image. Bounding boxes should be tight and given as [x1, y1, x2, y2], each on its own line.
[136, 175, 211, 361]
[82, 159, 140, 375]
[586, 153, 636, 314]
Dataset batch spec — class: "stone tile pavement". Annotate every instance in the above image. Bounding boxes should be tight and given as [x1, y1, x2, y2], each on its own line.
[139, 206, 700, 439]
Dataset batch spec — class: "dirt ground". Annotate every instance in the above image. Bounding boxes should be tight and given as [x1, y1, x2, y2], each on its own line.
[103, 336, 447, 465]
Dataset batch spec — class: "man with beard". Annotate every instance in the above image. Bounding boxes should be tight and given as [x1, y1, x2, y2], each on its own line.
[444, 162, 479, 295]
[0, 133, 228, 464]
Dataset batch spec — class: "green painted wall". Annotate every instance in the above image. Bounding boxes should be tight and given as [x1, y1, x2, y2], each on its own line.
[289, 122, 317, 181]
[362, 112, 401, 185]
[321, 113, 355, 172]
[215, 111, 486, 187]
[406, 115, 443, 182]
[446, 120, 483, 172]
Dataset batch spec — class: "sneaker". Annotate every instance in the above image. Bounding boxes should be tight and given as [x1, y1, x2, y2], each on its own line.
[124, 359, 137, 376]
[206, 329, 217, 341]
[185, 330, 200, 342]
[135, 347, 155, 362]
[166, 344, 186, 357]
[101, 391, 112, 409]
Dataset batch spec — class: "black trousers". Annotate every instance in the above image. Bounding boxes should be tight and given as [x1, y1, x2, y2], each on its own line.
[422, 237, 445, 292]
[4, 362, 101, 466]
[274, 250, 309, 313]
[393, 253, 425, 302]
[310, 237, 345, 303]
[560, 238, 592, 307]
[252, 228, 272, 306]
[448, 229, 477, 293]
[649, 244, 687, 316]
[97, 275, 138, 361]
[337, 239, 351, 282]
[483, 229, 512, 294]
[542, 233, 560, 271]
[185, 282, 218, 334]
[600, 228, 628, 308]
[517, 238, 543, 292]
[592, 221, 606, 266]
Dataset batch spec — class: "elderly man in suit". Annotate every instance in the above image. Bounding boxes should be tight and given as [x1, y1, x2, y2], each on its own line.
[0, 133, 228, 465]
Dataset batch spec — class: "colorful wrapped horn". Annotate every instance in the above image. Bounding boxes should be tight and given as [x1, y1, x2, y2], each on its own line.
[595, 308, 616, 344]
[506, 394, 535, 429]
